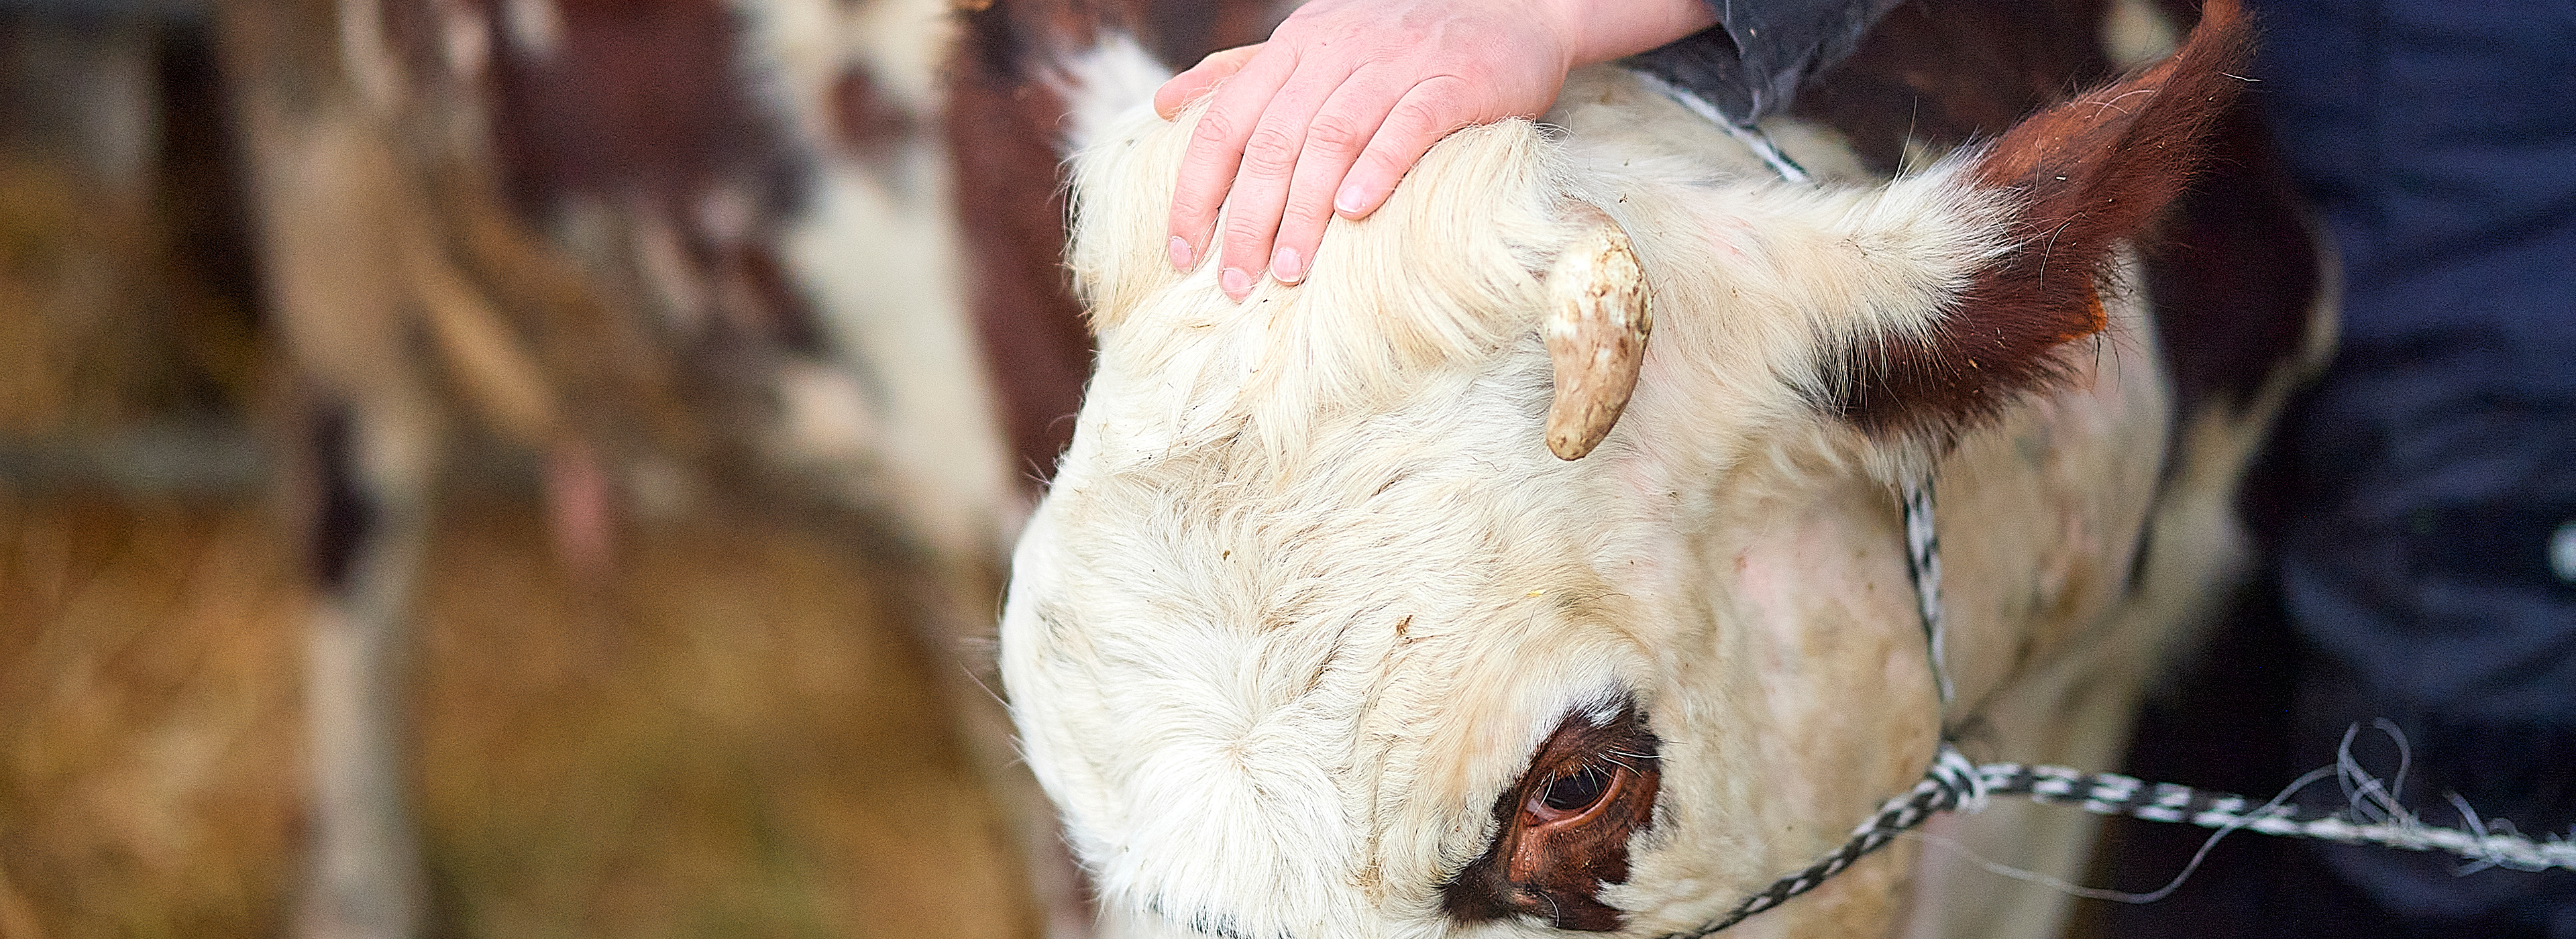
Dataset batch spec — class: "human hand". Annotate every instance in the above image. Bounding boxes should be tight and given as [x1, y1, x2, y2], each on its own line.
[1156, 0, 1715, 298]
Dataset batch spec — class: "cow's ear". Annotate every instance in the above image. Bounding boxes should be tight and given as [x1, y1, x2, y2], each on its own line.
[1831, 0, 2252, 438]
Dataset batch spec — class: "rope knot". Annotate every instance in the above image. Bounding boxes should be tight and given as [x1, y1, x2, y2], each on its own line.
[1929, 740, 1988, 814]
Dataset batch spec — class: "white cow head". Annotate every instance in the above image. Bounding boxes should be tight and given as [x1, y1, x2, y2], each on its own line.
[1006, 9, 2250, 938]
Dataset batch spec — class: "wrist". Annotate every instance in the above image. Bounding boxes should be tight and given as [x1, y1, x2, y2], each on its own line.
[1548, 0, 1718, 67]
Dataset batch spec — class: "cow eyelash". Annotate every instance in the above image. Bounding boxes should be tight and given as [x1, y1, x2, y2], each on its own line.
[1513, 704, 1658, 827]
[1598, 747, 1652, 773]
[1531, 758, 1626, 818]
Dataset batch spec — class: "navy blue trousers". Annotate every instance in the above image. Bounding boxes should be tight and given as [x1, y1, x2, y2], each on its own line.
[2102, 1, 2576, 935]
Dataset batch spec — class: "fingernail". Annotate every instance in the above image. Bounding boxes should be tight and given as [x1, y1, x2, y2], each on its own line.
[1220, 266, 1252, 298]
[1334, 181, 1370, 216]
[1169, 236, 1195, 270]
[1271, 246, 1304, 284]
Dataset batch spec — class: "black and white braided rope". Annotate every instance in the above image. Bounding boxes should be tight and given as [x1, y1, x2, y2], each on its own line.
[1657, 742, 1987, 938]
[1898, 476, 1952, 706]
[1652, 480, 2575, 936]
[1984, 763, 2576, 872]
[1656, 747, 2576, 938]
[1654, 480, 1971, 938]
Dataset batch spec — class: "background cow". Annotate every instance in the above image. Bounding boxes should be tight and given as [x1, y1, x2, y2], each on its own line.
[1001, 2, 2329, 937]
[1, 0, 1089, 935]
[201, 0, 1089, 934]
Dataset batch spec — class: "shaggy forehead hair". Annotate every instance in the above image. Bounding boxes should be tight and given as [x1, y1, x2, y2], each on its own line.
[1065, 90, 2014, 470]
[1069, 111, 1571, 467]
[1012, 74, 2021, 938]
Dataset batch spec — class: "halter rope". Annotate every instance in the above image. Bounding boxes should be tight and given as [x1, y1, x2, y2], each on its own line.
[1650, 480, 2576, 938]
[1623, 70, 2573, 937]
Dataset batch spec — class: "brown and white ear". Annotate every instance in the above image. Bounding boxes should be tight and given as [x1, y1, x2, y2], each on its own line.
[1833, 0, 2253, 439]
[1544, 203, 1652, 460]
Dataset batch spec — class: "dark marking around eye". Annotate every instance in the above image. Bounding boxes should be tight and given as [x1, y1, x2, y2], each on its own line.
[1442, 701, 1661, 932]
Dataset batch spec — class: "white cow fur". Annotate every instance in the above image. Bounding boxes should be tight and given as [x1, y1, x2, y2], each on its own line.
[1008, 51, 2288, 939]
[737, 0, 1026, 559]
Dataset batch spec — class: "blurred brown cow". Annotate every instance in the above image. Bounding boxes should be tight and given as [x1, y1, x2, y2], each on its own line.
[203, 0, 1316, 935]
[213, 0, 1026, 934]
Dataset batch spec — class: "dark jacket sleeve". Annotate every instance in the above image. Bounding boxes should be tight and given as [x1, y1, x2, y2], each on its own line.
[1623, 0, 1904, 123]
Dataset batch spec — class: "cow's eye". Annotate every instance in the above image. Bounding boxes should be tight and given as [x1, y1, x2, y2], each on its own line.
[1444, 702, 1661, 930]
[1534, 764, 1616, 816]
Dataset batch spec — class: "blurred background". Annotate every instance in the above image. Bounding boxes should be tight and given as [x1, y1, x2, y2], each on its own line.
[0, 0, 1152, 934]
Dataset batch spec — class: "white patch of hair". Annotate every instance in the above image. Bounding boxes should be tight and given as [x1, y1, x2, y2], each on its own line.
[730, 0, 1025, 557]
[1053, 32, 1175, 157]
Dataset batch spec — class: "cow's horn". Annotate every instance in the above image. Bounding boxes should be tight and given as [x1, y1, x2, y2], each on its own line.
[1544, 203, 1651, 460]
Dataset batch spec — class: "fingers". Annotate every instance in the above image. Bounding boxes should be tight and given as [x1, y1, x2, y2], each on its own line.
[1267, 69, 1408, 285]
[1157, 9, 1540, 300]
[1165, 46, 1297, 279]
[1334, 75, 1473, 222]
[1155, 44, 1260, 119]
[1212, 63, 1366, 296]
[1171, 68, 1477, 298]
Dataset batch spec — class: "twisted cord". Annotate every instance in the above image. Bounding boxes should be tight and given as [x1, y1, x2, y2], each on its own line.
[1980, 763, 2576, 872]
[1655, 751, 2575, 938]
[1898, 476, 1951, 706]
[1656, 743, 1985, 938]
